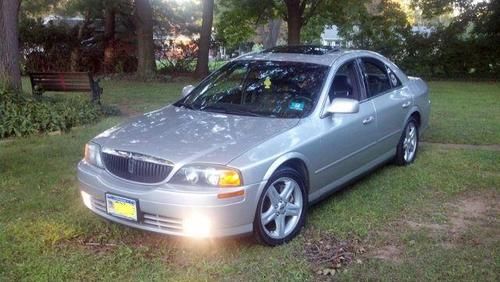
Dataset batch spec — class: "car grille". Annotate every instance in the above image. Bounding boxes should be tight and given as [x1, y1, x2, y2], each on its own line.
[89, 197, 183, 233]
[142, 213, 183, 232]
[101, 151, 173, 183]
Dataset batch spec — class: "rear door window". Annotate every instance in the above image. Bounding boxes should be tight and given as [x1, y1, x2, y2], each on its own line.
[361, 58, 392, 97]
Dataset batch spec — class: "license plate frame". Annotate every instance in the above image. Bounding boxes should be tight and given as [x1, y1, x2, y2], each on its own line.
[105, 193, 139, 222]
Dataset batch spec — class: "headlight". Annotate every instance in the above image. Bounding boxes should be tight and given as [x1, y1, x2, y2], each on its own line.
[170, 165, 242, 187]
[84, 142, 104, 168]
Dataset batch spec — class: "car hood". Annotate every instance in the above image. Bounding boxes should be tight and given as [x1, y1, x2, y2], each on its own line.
[93, 105, 299, 165]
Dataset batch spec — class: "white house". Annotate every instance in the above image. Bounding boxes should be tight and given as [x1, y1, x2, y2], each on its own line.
[321, 26, 344, 47]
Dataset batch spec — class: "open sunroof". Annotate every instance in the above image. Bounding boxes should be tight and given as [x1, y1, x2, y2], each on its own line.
[262, 45, 340, 55]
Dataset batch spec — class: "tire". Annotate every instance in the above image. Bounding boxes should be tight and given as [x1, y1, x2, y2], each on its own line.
[395, 118, 419, 166]
[253, 167, 308, 246]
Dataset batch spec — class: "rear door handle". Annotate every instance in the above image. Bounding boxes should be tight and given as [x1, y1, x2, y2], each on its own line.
[402, 101, 411, 108]
[362, 116, 375, 125]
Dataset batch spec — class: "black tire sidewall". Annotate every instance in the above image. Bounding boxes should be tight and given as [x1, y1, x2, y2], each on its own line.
[253, 167, 308, 246]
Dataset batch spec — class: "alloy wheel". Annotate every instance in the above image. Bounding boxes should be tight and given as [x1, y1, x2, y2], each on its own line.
[403, 122, 418, 162]
[260, 177, 303, 239]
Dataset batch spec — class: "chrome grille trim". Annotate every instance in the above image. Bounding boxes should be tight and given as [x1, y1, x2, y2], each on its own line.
[101, 150, 173, 184]
[91, 198, 106, 213]
[142, 213, 183, 230]
[87, 196, 183, 233]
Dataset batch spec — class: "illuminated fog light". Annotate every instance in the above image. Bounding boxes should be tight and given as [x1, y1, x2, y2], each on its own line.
[183, 214, 211, 238]
[81, 191, 92, 209]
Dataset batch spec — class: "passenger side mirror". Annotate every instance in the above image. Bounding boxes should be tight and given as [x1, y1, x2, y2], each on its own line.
[326, 98, 359, 114]
[181, 85, 195, 98]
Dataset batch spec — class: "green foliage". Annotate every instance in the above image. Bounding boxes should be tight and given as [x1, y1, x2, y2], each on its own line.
[340, 0, 411, 62]
[0, 91, 105, 138]
[19, 18, 78, 73]
[214, 0, 274, 49]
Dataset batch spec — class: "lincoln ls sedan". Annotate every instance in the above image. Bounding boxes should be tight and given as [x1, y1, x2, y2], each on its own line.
[78, 46, 430, 245]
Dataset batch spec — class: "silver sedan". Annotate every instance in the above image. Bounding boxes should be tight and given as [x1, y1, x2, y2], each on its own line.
[78, 46, 430, 245]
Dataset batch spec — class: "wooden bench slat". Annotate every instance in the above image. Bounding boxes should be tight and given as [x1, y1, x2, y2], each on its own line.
[41, 88, 92, 92]
[29, 72, 102, 103]
[32, 80, 91, 85]
[30, 72, 90, 76]
[36, 85, 92, 91]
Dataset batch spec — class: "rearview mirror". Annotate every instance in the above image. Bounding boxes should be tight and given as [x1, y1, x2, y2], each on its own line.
[326, 98, 359, 114]
[181, 85, 195, 98]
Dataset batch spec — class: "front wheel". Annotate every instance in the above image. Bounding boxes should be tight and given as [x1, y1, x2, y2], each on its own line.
[253, 167, 307, 246]
[395, 118, 419, 166]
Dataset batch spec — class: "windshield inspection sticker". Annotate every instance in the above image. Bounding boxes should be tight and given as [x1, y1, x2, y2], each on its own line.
[264, 77, 272, 89]
[289, 101, 305, 111]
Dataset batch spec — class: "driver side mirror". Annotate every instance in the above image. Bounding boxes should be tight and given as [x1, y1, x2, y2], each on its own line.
[326, 98, 359, 114]
[181, 85, 195, 98]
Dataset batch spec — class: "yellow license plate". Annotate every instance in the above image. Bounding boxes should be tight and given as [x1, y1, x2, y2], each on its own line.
[106, 194, 138, 221]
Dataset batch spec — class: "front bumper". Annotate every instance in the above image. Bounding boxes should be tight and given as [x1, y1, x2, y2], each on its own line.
[77, 161, 263, 238]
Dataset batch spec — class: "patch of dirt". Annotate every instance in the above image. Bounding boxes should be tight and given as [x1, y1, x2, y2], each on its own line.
[118, 104, 141, 117]
[367, 191, 499, 264]
[448, 196, 491, 234]
[404, 190, 499, 246]
[405, 220, 446, 232]
[302, 228, 366, 277]
[370, 245, 403, 263]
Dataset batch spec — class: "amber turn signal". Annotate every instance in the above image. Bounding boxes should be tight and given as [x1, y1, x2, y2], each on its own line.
[217, 189, 245, 199]
[218, 170, 242, 187]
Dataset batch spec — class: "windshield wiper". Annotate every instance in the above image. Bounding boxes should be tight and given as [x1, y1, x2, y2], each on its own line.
[201, 105, 263, 117]
[176, 102, 195, 110]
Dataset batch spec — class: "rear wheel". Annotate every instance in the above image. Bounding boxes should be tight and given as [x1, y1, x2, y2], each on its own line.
[395, 118, 419, 165]
[253, 167, 307, 246]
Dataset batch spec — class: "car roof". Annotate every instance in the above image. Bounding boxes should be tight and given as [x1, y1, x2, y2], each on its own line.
[233, 46, 409, 83]
[234, 46, 370, 66]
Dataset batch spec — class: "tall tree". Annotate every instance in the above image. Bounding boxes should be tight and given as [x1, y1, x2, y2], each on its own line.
[216, 0, 325, 45]
[261, 19, 283, 49]
[0, 0, 22, 92]
[135, 0, 155, 78]
[195, 0, 214, 78]
[103, 3, 116, 72]
[282, 0, 323, 44]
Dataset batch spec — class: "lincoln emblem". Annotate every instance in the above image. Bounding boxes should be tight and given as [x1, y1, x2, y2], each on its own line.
[128, 154, 136, 174]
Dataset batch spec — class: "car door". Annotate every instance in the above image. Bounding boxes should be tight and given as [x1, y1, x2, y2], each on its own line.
[359, 57, 411, 154]
[314, 60, 379, 191]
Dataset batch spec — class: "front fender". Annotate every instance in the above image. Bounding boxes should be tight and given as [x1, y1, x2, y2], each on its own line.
[257, 152, 312, 197]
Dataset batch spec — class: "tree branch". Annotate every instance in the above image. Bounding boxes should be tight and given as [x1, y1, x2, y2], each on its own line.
[302, 0, 322, 26]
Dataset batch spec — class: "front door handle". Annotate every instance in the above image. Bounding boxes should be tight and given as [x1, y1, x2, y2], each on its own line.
[362, 116, 375, 125]
[402, 101, 411, 108]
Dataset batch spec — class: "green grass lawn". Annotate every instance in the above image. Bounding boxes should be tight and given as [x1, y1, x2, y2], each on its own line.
[425, 81, 500, 144]
[1, 80, 499, 281]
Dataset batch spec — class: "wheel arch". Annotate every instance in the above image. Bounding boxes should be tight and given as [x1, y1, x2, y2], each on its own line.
[403, 106, 421, 129]
[260, 153, 311, 196]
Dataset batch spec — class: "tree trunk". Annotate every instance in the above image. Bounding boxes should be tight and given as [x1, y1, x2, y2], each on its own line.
[285, 0, 302, 45]
[0, 0, 21, 92]
[104, 6, 116, 73]
[195, 0, 214, 78]
[263, 19, 282, 49]
[135, 0, 155, 79]
[70, 17, 89, 72]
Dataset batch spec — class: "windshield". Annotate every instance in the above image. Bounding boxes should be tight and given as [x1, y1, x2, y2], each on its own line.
[175, 60, 329, 118]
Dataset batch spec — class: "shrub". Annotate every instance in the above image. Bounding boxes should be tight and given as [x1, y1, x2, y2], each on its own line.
[0, 91, 106, 138]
